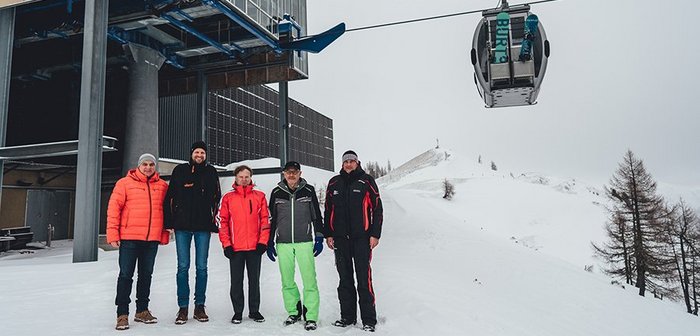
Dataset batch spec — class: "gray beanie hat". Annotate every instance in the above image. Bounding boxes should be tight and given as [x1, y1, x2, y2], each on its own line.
[138, 153, 157, 167]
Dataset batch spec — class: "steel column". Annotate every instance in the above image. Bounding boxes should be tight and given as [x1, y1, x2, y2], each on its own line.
[122, 43, 166, 174]
[197, 71, 208, 142]
[73, 0, 109, 263]
[278, 81, 289, 167]
[0, 8, 15, 213]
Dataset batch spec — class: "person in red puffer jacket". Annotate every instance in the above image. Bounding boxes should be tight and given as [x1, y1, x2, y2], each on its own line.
[106, 153, 169, 331]
[218, 165, 270, 324]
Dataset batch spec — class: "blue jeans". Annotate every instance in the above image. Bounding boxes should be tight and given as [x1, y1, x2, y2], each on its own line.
[115, 240, 159, 316]
[175, 230, 211, 308]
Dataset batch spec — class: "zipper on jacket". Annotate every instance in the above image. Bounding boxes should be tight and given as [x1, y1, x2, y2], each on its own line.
[344, 180, 351, 236]
[146, 178, 153, 240]
[291, 192, 295, 244]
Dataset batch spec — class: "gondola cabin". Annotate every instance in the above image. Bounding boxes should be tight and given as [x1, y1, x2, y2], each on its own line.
[471, 3, 550, 108]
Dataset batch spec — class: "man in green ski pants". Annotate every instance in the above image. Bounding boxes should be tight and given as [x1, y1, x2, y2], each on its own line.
[267, 161, 325, 331]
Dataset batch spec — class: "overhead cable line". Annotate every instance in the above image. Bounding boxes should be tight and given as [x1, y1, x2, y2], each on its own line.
[345, 0, 561, 33]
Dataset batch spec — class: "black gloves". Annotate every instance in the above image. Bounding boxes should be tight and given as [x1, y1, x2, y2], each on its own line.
[225, 244, 267, 258]
[256, 243, 267, 255]
[224, 246, 235, 259]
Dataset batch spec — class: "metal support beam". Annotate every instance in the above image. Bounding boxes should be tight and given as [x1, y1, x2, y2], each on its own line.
[122, 43, 165, 174]
[73, 0, 109, 263]
[0, 137, 117, 160]
[197, 71, 208, 142]
[161, 13, 243, 55]
[278, 81, 289, 167]
[204, 0, 282, 53]
[0, 7, 15, 214]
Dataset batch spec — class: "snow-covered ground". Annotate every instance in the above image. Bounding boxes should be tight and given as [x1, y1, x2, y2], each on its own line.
[2, 149, 700, 335]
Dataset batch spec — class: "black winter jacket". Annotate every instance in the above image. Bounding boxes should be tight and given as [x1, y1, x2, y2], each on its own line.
[324, 167, 383, 239]
[163, 162, 221, 232]
[268, 178, 323, 245]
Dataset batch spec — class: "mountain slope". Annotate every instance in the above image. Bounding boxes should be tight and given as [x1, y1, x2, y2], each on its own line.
[1, 152, 699, 335]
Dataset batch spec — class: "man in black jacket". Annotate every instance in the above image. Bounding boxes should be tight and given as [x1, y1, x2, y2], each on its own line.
[324, 150, 383, 332]
[163, 141, 221, 325]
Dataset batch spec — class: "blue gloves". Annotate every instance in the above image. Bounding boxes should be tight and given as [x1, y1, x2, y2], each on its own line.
[313, 237, 324, 257]
[268, 238, 321, 260]
[267, 242, 277, 262]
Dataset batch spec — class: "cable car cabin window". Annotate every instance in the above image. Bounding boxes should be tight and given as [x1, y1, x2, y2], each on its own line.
[488, 16, 525, 45]
[477, 23, 489, 80]
[510, 17, 526, 44]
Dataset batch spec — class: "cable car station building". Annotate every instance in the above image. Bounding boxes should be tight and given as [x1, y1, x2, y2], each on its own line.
[0, 0, 339, 261]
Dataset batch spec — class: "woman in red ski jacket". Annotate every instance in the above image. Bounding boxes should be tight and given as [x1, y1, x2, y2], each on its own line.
[218, 165, 270, 323]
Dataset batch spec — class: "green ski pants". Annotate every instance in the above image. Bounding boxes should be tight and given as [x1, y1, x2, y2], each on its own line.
[276, 242, 320, 321]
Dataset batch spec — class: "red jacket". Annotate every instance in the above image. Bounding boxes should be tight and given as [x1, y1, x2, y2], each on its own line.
[218, 183, 270, 251]
[106, 169, 169, 244]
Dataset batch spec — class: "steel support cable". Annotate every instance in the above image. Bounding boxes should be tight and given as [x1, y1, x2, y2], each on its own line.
[345, 0, 561, 33]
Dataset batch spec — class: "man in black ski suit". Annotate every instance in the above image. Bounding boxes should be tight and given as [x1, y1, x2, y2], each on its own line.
[324, 150, 383, 333]
[163, 141, 221, 324]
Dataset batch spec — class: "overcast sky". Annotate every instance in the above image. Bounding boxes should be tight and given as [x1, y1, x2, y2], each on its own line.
[285, 0, 699, 186]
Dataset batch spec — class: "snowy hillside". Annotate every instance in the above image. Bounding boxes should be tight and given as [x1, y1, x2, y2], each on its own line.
[2, 150, 700, 335]
[380, 148, 609, 268]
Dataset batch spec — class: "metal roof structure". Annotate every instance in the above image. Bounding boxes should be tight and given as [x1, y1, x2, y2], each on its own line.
[0, 0, 344, 262]
[7, 0, 343, 91]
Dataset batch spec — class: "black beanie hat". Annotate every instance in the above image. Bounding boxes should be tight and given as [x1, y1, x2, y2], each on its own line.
[191, 141, 207, 154]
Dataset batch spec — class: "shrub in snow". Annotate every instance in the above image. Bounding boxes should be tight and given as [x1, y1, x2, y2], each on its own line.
[442, 179, 455, 200]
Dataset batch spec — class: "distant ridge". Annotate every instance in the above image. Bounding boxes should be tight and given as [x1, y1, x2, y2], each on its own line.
[378, 148, 451, 185]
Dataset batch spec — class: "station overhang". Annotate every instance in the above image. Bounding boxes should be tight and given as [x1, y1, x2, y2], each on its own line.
[10, 0, 311, 90]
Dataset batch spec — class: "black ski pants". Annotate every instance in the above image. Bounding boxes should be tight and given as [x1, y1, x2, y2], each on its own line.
[334, 236, 377, 326]
[228, 250, 262, 314]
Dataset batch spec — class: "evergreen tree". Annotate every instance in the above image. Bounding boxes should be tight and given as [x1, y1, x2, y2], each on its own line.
[365, 161, 389, 179]
[490, 161, 497, 171]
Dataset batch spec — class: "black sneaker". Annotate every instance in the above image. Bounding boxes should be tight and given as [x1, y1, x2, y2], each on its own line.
[305, 320, 317, 331]
[283, 314, 302, 326]
[249, 312, 265, 323]
[333, 318, 356, 327]
[362, 324, 376, 332]
[231, 312, 242, 324]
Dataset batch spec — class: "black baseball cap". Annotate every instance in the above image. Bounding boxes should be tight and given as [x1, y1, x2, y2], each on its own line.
[283, 161, 301, 171]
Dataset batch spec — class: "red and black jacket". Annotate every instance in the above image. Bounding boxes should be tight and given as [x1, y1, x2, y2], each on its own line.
[323, 167, 383, 239]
